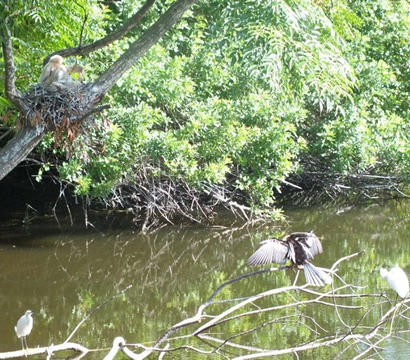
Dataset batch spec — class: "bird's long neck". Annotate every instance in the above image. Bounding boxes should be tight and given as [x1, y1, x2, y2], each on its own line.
[380, 268, 388, 278]
[288, 239, 308, 265]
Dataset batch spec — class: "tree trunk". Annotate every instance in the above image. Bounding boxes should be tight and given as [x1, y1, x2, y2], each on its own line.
[0, 126, 46, 180]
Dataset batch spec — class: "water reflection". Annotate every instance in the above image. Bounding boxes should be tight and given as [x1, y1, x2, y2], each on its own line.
[0, 199, 409, 358]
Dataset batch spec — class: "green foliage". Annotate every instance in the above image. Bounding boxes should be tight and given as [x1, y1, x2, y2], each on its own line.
[1, 0, 106, 81]
[304, 0, 409, 176]
[2, 0, 409, 213]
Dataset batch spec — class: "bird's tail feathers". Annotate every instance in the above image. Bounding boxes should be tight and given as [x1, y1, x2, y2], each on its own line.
[303, 262, 332, 287]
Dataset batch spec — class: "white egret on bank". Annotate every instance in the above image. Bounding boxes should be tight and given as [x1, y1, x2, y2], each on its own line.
[15, 310, 34, 350]
[247, 231, 332, 286]
[380, 266, 409, 299]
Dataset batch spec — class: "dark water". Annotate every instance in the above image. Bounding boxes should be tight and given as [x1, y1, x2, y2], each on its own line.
[0, 200, 409, 359]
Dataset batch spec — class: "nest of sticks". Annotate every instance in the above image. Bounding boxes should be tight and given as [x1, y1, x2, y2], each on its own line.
[22, 83, 88, 144]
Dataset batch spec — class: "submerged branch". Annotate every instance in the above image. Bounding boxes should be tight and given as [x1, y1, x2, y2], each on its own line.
[0, 343, 89, 359]
[65, 284, 133, 343]
[283, 168, 409, 207]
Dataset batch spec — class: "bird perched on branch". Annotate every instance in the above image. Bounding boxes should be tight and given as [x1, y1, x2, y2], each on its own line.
[380, 266, 409, 299]
[15, 310, 34, 351]
[247, 231, 332, 286]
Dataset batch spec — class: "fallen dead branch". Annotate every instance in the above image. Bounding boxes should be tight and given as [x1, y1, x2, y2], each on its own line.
[101, 251, 409, 359]
[1, 252, 408, 359]
[0, 342, 89, 360]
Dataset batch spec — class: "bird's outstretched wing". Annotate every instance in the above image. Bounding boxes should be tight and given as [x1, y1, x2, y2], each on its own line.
[247, 239, 288, 266]
[286, 232, 323, 259]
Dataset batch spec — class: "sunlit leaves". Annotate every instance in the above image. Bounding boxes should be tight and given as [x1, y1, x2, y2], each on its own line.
[56, 0, 409, 207]
[2, 0, 408, 211]
[305, 0, 409, 176]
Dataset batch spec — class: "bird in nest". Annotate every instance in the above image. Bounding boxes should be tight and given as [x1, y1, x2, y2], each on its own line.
[247, 231, 332, 286]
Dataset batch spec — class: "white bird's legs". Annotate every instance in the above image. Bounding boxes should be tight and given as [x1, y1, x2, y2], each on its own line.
[23, 335, 29, 350]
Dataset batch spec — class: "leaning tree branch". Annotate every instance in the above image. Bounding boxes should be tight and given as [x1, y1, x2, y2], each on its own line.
[0, 125, 46, 180]
[91, 0, 197, 96]
[45, 0, 156, 64]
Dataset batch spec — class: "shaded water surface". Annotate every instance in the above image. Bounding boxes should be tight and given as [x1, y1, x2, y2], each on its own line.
[0, 200, 409, 358]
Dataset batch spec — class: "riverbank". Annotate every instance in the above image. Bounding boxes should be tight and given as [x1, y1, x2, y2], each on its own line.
[1, 162, 408, 231]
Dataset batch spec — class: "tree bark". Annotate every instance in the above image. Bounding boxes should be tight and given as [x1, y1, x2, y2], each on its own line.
[0, 0, 197, 181]
[0, 126, 46, 180]
[92, 0, 197, 96]
[1, 13, 30, 115]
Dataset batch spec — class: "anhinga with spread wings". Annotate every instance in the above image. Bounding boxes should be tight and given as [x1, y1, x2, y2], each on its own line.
[247, 232, 332, 286]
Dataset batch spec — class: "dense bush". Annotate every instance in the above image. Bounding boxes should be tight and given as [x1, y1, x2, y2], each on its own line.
[303, 0, 409, 177]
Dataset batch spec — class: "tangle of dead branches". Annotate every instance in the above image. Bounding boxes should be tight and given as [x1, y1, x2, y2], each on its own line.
[102, 167, 263, 232]
[282, 158, 409, 207]
[44, 154, 261, 231]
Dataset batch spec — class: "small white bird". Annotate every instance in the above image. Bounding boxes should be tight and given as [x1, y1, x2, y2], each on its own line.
[380, 266, 409, 299]
[15, 310, 34, 351]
